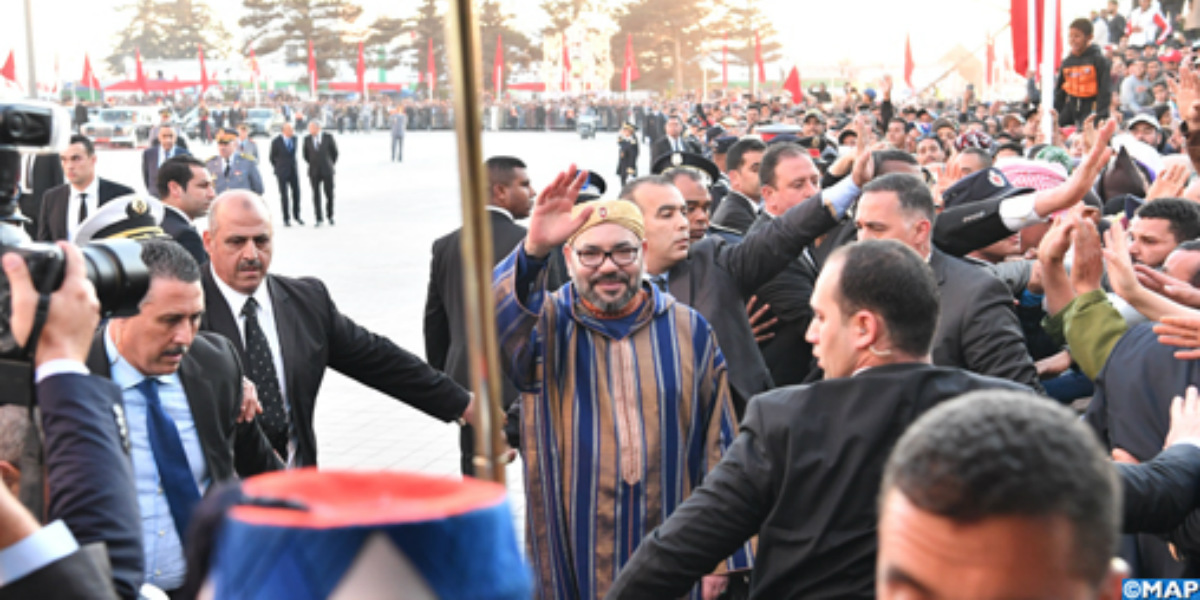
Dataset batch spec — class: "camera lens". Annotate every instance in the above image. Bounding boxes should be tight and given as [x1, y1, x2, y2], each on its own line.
[79, 239, 150, 318]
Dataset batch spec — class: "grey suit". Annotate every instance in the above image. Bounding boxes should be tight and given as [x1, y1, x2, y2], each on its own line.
[390, 112, 406, 162]
[664, 189, 839, 414]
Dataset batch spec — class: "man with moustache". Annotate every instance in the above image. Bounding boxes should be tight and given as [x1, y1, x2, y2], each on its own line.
[201, 191, 477, 467]
[86, 239, 281, 597]
[494, 170, 750, 599]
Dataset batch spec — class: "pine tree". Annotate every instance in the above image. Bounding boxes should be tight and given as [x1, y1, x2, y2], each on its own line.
[480, 0, 536, 88]
[408, 0, 444, 93]
[239, 0, 364, 79]
[161, 0, 232, 60]
[609, 0, 714, 93]
[107, 0, 173, 74]
[717, 2, 782, 81]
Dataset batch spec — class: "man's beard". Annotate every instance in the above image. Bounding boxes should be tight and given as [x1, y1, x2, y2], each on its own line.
[577, 270, 639, 313]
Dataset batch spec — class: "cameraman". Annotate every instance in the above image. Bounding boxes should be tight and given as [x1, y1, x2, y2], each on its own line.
[0, 243, 142, 600]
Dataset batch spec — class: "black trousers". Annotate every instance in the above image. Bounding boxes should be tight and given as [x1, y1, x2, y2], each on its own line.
[276, 172, 301, 221]
[310, 175, 335, 222]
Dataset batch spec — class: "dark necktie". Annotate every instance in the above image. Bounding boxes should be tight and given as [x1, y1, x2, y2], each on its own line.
[242, 298, 288, 456]
[77, 192, 88, 223]
[136, 378, 201, 543]
[224, 161, 231, 178]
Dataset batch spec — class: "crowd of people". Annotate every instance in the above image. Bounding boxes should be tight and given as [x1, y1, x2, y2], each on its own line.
[14, 0, 1200, 598]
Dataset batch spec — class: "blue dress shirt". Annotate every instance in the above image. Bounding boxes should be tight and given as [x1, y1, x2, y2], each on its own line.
[104, 327, 208, 591]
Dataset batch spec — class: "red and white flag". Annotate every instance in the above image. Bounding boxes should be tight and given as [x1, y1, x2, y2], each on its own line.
[493, 33, 504, 94]
[622, 33, 639, 92]
[1011, 0, 1063, 76]
[81, 53, 100, 89]
[561, 34, 571, 93]
[783, 66, 802, 104]
[355, 41, 366, 97]
[198, 45, 210, 94]
[427, 37, 436, 94]
[904, 34, 915, 89]
[308, 39, 318, 97]
[135, 48, 147, 94]
[754, 32, 766, 85]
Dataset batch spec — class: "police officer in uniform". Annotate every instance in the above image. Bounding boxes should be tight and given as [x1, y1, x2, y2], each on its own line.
[206, 130, 264, 195]
[617, 122, 639, 187]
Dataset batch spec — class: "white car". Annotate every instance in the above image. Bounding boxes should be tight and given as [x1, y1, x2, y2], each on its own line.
[81, 107, 158, 148]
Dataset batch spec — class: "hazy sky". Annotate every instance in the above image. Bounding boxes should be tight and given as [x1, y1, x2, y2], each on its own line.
[4, 0, 1102, 87]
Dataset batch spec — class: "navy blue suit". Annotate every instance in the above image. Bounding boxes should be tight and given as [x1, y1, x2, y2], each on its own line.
[37, 373, 142, 600]
[269, 134, 302, 223]
[142, 146, 190, 199]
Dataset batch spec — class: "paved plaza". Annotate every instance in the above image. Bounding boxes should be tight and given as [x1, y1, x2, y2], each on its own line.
[91, 125, 637, 519]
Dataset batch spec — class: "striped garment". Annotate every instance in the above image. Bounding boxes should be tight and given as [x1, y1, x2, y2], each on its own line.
[495, 247, 753, 599]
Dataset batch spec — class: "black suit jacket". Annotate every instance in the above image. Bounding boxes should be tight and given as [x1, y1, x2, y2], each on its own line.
[86, 330, 282, 481]
[35, 179, 135, 242]
[269, 135, 299, 178]
[160, 207, 207, 267]
[201, 271, 471, 467]
[36, 373, 142, 600]
[425, 210, 527, 471]
[17, 154, 63, 237]
[0, 543, 119, 600]
[745, 211, 817, 386]
[608, 363, 1028, 599]
[302, 132, 337, 179]
[928, 249, 1041, 389]
[665, 189, 839, 413]
[709, 190, 759, 238]
[650, 136, 701, 163]
[141, 146, 189, 199]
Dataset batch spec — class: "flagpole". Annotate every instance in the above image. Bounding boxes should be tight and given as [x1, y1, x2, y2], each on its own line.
[444, 0, 506, 484]
[1039, 0, 1057, 142]
[22, 0, 38, 99]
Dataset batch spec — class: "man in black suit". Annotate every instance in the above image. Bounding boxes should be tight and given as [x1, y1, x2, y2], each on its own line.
[744, 143, 823, 386]
[88, 240, 279, 596]
[708, 137, 766, 242]
[855, 173, 1041, 389]
[302, 120, 338, 226]
[36, 135, 134, 242]
[628, 148, 867, 415]
[610, 241, 1200, 598]
[650, 115, 700, 163]
[425, 156, 531, 475]
[875, 388, 1200, 600]
[201, 190, 477, 467]
[610, 241, 1030, 598]
[156, 156, 215, 266]
[0, 242, 143, 599]
[142, 124, 189, 199]
[269, 123, 303, 227]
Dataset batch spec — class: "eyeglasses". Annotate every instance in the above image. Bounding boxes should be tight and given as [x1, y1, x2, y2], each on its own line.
[574, 246, 639, 268]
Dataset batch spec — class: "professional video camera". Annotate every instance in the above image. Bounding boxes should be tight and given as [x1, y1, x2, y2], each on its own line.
[0, 100, 149, 392]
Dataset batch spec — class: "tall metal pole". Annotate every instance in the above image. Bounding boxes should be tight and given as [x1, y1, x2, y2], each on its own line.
[23, 0, 38, 99]
[445, 0, 506, 484]
[1039, 0, 1058, 142]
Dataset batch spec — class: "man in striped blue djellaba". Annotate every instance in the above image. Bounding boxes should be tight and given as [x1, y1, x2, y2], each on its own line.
[494, 166, 752, 599]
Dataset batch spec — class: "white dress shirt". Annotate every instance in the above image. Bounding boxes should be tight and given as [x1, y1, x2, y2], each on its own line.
[208, 266, 294, 463]
[66, 177, 100, 242]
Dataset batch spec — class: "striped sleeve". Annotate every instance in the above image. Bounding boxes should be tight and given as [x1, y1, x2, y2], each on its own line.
[494, 245, 550, 392]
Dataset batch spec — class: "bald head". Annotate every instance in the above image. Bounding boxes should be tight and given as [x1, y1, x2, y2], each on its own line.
[204, 191, 274, 294]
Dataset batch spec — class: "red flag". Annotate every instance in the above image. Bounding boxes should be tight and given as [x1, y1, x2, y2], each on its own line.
[135, 48, 147, 94]
[754, 32, 766, 84]
[561, 34, 571, 93]
[198, 45, 209, 94]
[81, 53, 99, 89]
[494, 33, 503, 94]
[904, 34, 915, 89]
[722, 33, 728, 90]
[308, 39, 317, 95]
[356, 41, 365, 96]
[427, 37, 436, 94]
[783, 66, 802, 104]
[622, 33, 637, 91]
[1, 50, 16, 85]
[249, 47, 261, 78]
[1011, 0, 1063, 76]
[986, 36, 995, 87]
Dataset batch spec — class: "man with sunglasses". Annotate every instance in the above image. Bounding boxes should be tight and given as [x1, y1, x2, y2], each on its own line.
[494, 169, 751, 599]
[206, 130, 264, 196]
